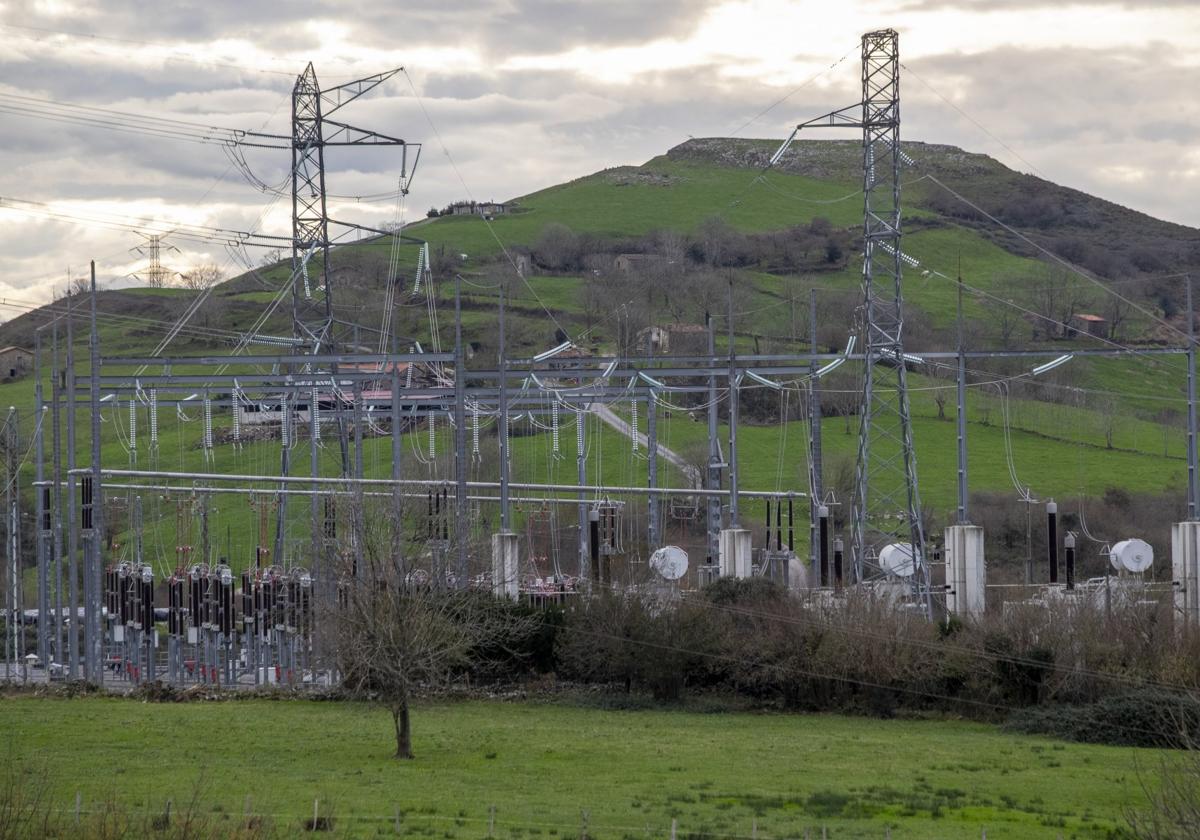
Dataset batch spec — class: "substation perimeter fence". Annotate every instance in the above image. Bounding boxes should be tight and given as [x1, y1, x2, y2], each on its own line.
[42, 797, 1007, 839]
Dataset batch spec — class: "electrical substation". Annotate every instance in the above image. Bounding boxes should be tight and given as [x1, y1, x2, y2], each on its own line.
[3, 28, 1199, 688]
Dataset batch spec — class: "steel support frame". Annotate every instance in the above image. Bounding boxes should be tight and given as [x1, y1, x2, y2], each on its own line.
[848, 30, 930, 614]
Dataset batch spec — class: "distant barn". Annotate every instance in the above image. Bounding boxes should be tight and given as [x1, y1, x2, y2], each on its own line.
[1069, 313, 1107, 339]
[0, 346, 32, 380]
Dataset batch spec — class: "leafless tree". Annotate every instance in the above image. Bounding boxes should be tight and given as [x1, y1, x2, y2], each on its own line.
[179, 263, 225, 291]
[334, 572, 538, 759]
[1103, 292, 1133, 341]
[1023, 264, 1088, 340]
[533, 222, 581, 272]
[1127, 725, 1200, 840]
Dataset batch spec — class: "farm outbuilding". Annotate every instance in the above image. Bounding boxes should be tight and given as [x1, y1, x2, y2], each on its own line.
[0, 346, 32, 380]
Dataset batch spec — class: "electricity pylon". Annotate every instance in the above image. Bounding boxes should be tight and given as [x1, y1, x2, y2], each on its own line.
[131, 231, 179, 288]
[780, 29, 930, 613]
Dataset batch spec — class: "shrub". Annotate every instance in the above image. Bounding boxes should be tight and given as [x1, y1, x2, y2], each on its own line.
[1004, 689, 1200, 748]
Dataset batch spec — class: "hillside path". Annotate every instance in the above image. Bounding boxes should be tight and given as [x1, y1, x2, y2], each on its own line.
[588, 403, 702, 489]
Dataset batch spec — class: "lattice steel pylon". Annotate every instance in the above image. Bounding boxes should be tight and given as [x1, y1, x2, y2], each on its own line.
[276, 63, 418, 567]
[131, 232, 178, 288]
[290, 63, 414, 353]
[781, 29, 930, 614]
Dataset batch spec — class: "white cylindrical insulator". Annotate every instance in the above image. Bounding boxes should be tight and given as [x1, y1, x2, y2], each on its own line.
[428, 412, 436, 458]
[128, 398, 137, 451]
[281, 399, 290, 447]
[576, 407, 584, 455]
[406, 349, 415, 388]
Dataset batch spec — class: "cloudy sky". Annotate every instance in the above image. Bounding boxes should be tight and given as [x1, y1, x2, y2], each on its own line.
[1, 0, 1198, 303]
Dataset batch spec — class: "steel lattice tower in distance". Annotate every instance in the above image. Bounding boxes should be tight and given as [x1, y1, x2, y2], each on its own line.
[291, 64, 333, 351]
[781, 30, 929, 610]
[849, 30, 929, 609]
[132, 232, 178, 288]
[289, 63, 410, 353]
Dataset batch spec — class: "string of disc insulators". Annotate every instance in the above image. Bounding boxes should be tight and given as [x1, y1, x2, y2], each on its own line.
[148, 390, 158, 450]
[203, 395, 214, 453]
[128, 398, 137, 453]
[281, 398, 290, 447]
[427, 412, 435, 458]
[471, 401, 481, 459]
[551, 399, 560, 456]
[231, 389, 241, 447]
[576, 406, 584, 457]
[311, 387, 321, 442]
[630, 398, 639, 454]
[412, 242, 428, 294]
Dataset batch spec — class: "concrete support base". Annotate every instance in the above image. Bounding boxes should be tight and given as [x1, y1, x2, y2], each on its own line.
[719, 529, 752, 579]
[945, 524, 986, 619]
[1172, 521, 1200, 629]
[491, 531, 519, 600]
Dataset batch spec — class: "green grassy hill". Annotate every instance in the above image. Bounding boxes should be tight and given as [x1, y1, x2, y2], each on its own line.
[1, 137, 1195, 575]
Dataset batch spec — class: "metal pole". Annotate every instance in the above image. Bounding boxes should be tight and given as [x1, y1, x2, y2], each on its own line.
[808, 289, 823, 569]
[453, 276, 468, 583]
[727, 280, 740, 529]
[391, 366, 403, 572]
[706, 314, 721, 564]
[6, 409, 16, 674]
[647, 390, 659, 550]
[498, 280, 510, 532]
[34, 330, 48, 667]
[88, 261, 104, 682]
[65, 292, 78, 679]
[353, 379, 364, 579]
[577, 406, 588, 581]
[51, 321, 64, 667]
[956, 272, 969, 524]
[309, 376, 320, 581]
[1188, 276, 1197, 520]
[64, 468, 804, 499]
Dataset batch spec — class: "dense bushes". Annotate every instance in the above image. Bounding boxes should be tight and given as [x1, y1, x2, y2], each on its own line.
[1005, 689, 1200, 748]
[489, 581, 1200, 747]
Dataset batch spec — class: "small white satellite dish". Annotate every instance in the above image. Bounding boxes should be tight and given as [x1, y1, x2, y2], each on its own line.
[650, 546, 689, 581]
[878, 542, 919, 578]
[1109, 538, 1153, 573]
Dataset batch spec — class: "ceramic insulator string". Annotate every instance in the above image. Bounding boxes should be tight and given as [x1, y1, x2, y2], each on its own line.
[281, 398, 290, 448]
[128, 398, 137, 452]
[412, 242, 427, 293]
[231, 391, 241, 447]
[203, 395, 213, 451]
[311, 387, 321, 442]
[428, 411, 435, 458]
[631, 398, 639, 454]
[406, 349, 415, 388]
[551, 400, 560, 456]
[148, 389, 158, 449]
[471, 400, 480, 459]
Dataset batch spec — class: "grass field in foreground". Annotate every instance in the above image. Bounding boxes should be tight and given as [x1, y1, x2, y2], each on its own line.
[0, 697, 1166, 839]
